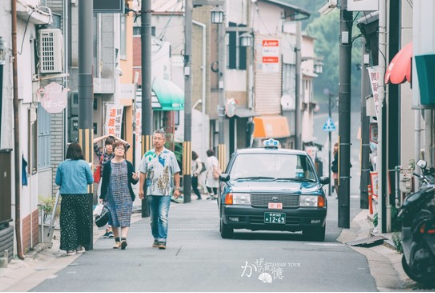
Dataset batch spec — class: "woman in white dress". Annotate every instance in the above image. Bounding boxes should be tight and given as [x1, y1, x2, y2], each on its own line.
[205, 149, 220, 200]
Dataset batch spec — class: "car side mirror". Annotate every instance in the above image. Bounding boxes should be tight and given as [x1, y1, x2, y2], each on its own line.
[319, 177, 330, 185]
[220, 173, 230, 182]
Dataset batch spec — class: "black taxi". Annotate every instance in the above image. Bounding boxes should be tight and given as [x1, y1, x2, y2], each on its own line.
[218, 139, 330, 241]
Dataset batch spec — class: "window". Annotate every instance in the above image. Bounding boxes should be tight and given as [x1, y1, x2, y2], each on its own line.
[37, 105, 51, 169]
[120, 14, 127, 59]
[228, 23, 247, 70]
[133, 26, 156, 36]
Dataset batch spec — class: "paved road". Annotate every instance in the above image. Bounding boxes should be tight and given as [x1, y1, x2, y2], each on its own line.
[31, 195, 378, 292]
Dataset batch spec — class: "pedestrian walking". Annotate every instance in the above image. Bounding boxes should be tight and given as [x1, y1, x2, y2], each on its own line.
[331, 142, 339, 199]
[205, 149, 220, 200]
[138, 130, 181, 250]
[93, 134, 130, 238]
[100, 141, 139, 250]
[191, 151, 204, 200]
[55, 142, 94, 256]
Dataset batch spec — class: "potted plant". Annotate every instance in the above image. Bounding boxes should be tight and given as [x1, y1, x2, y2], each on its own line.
[38, 195, 60, 243]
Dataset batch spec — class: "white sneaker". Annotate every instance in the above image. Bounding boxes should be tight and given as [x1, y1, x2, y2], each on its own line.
[76, 245, 85, 253]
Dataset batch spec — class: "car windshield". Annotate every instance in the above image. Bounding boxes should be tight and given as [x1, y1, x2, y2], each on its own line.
[229, 153, 317, 181]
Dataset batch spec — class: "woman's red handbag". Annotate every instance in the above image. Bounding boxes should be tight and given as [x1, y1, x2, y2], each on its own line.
[93, 165, 102, 183]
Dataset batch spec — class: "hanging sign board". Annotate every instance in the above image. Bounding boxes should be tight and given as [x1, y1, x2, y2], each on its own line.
[38, 82, 68, 113]
[367, 66, 380, 120]
[105, 104, 124, 137]
[94, 0, 124, 13]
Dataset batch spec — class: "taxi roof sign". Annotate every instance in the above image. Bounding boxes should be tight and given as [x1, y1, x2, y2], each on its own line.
[263, 138, 280, 148]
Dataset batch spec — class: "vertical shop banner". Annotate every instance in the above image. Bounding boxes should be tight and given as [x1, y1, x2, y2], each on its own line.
[367, 66, 380, 120]
[262, 39, 280, 73]
[135, 109, 142, 142]
[105, 104, 124, 137]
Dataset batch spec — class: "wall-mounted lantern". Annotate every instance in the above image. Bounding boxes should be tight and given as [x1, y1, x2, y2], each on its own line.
[210, 7, 224, 24]
[314, 61, 324, 74]
[240, 32, 253, 48]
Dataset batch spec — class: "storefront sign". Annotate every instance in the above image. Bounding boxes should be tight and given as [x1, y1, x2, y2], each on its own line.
[38, 82, 68, 113]
[367, 66, 380, 120]
[262, 39, 280, 73]
[105, 104, 123, 137]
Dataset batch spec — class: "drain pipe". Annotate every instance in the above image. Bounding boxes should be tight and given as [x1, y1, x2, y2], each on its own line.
[193, 20, 206, 160]
[12, 0, 24, 260]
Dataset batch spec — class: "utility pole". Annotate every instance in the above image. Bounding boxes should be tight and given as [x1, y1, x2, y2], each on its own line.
[141, 0, 152, 217]
[78, 0, 94, 249]
[183, 0, 193, 203]
[338, 0, 352, 228]
[217, 2, 226, 171]
[360, 38, 370, 209]
[378, 0, 387, 233]
[294, 22, 302, 150]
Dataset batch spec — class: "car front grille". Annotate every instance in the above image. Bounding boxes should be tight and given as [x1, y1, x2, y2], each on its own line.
[251, 194, 300, 208]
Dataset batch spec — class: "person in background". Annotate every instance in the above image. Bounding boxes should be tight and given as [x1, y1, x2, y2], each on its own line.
[55, 142, 94, 256]
[93, 134, 130, 238]
[205, 149, 219, 200]
[100, 141, 139, 250]
[191, 151, 203, 200]
[331, 142, 339, 199]
[138, 130, 181, 250]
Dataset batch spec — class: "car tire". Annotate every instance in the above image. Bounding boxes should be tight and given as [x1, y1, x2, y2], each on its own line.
[220, 217, 233, 239]
[303, 225, 325, 242]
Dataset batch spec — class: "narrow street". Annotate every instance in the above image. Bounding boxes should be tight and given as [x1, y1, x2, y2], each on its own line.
[28, 196, 378, 292]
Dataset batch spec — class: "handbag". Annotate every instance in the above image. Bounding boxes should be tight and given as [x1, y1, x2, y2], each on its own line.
[212, 165, 222, 180]
[93, 165, 102, 183]
[199, 162, 207, 174]
[95, 205, 110, 228]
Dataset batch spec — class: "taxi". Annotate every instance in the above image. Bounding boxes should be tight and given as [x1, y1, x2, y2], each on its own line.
[218, 139, 330, 241]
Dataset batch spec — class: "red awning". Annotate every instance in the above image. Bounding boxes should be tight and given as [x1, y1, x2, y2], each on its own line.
[385, 42, 412, 84]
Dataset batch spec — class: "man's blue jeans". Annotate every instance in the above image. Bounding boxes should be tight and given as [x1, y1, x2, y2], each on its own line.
[148, 195, 171, 242]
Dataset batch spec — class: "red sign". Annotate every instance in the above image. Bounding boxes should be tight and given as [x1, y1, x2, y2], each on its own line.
[262, 40, 279, 47]
[262, 57, 279, 63]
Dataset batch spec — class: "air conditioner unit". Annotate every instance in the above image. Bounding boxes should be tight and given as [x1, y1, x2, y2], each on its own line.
[38, 29, 63, 74]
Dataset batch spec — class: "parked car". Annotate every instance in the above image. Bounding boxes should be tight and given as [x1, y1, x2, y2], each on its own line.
[218, 139, 330, 241]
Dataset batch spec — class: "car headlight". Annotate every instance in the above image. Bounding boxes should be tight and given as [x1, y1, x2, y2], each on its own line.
[299, 195, 319, 207]
[232, 193, 251, 205]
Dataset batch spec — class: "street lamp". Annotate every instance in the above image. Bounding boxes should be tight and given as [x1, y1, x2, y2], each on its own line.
[211, 7, 224, 24]
[314, 61, 323, 74]
[240, 32, 253, 48]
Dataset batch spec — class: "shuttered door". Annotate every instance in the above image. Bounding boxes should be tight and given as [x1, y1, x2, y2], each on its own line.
[254, 34, 282, 115]
[46, 0, 64, 14]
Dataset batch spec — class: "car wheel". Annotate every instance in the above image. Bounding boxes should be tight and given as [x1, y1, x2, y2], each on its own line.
[220, 217, 233, 239]
[303, 226, 325, 242]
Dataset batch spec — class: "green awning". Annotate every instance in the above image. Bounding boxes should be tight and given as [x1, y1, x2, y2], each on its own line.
[152, 77, 184, 111]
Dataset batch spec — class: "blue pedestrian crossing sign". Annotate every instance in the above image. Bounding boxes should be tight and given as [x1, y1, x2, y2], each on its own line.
[322, 117, 336, 132]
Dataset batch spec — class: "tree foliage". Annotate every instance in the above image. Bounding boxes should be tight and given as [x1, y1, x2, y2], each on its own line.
[285, 0, 363, 100]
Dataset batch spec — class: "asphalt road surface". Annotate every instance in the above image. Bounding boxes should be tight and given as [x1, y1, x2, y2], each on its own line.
[32, 195, 377, 292]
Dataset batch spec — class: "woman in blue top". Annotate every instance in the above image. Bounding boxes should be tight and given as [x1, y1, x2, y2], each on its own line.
[55, 143, 94, 256]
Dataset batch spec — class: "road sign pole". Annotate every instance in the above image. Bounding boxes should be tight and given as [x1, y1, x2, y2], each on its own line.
[328, 94, 332, 196]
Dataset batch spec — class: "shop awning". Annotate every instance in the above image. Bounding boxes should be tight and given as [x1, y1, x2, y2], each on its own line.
[253, 115, 290, 139]
[385, 42, 412, 84]
[152, 77, 184, 111]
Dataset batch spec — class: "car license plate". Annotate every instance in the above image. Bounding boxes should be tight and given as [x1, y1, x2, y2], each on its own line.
[264, 212, 286, 224]
[268, 202, 283, 209]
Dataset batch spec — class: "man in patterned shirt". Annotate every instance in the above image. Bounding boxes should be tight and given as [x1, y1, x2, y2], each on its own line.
[138, 129, 181, 250]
